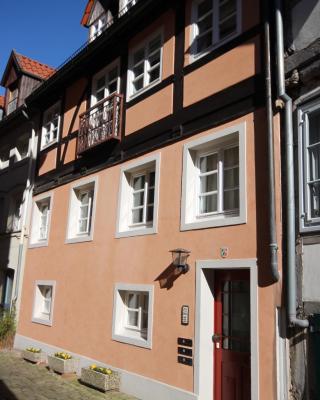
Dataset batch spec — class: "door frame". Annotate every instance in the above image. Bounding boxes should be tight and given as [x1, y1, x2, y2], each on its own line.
[194, 258, 259, 400]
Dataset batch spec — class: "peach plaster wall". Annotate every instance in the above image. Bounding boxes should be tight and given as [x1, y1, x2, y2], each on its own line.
[18, 109, 279, 397]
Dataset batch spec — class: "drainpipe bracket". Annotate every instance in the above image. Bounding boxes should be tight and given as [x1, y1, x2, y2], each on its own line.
[275, 98, 285, 109]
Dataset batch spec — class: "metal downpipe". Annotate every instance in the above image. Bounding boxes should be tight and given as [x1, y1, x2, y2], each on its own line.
[274, 0, 309, 328]
[264, 0, 279, 282]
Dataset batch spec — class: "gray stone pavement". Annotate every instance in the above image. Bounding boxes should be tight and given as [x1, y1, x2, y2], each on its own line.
[0, 350, 138, 400]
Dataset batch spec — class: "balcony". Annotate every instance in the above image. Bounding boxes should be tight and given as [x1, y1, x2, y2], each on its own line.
[77, 93, 123, 155]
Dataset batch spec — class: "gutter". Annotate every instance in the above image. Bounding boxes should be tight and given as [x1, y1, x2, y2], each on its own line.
[264, 0, 280, 282]
[274, 0, 309, 328]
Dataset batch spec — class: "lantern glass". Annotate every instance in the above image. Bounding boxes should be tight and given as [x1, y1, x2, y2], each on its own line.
[170, 249, 190, 268]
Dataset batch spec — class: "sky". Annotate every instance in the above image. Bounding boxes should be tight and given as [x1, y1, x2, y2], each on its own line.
[0, 0, 89, 95]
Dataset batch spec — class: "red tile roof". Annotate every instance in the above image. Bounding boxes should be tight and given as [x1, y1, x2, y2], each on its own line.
[15, 52, 55, 80]
[0, 96, 4, 108]
[81, 0, 95, 26]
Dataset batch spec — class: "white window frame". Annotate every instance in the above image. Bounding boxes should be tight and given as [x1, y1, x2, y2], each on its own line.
[29, 192, 53, 248]
[298, 100, 320, 232]
[32, 280, 56, 326]
[181, 122, 246, 230]
[65, 176, 98, 244]
[190, 0, 241, 62]
[116, 154, 161, 238]
[41, 102, 61, 150]
[91, 59, 120, 107]
[112, 283, 154, 349]
[127, 30, 163, 100]
[89, 13, 108, 41]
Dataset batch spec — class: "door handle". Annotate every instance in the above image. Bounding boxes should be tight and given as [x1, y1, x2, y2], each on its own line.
[212, 333, 221, 343]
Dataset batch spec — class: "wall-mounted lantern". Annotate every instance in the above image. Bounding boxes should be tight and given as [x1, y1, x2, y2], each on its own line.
[170, 248, 190, 273]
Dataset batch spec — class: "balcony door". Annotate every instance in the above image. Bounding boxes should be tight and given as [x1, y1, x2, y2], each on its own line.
[91, 61, 120, 108]
[213, 269, 251, 400]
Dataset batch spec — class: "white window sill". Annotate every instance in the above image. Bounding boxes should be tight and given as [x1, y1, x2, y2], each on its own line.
[40, 139, 58, 151]
[65, 234, 93, 244]
[116, 225, 157, 238]
[181, 214, 246, 231]
[32, 317, 53, 326]
[29, 239, 49, 249]
[127, 78, 161, 102]
[112, 332, 151, 349]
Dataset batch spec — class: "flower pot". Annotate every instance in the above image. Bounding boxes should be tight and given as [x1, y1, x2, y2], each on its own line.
[81, 367, 120, 392]
[47, 355, 79, 374]
[22, 350, 43, 363]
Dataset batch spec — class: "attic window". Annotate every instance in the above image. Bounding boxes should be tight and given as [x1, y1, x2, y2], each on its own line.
[89, 13, 108, 41]
[7, 88, 18, 115]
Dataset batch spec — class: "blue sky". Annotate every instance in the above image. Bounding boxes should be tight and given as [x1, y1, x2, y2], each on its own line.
[0, 0, 89, 95]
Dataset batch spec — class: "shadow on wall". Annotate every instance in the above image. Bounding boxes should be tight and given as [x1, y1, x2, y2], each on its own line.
[0, 380, 19, 400]
[154, 263, 184, 290]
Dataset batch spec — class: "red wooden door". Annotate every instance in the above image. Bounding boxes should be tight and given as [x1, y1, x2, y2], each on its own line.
[214, 270, 251, 400]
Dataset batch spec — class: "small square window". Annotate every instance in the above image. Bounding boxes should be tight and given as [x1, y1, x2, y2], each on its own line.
[191, 0, 240, 59]
[29, 193, 53, 248]
[41, 102, 61, 150]
[127, 32, 163, 99]
[112, 283, 153, 348]
[181, 123, 246, 230]
[66, 177, 98, 243]
[116, 154, 160, 238]
[32, 281, 55, 326]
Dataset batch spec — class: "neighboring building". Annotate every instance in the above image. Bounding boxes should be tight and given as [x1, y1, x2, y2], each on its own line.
[14, 1, 283, 400]
[283, 0, 320, 398]
[0, 51, 54, 313]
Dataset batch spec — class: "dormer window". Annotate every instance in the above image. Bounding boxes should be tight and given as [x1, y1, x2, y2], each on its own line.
[119, 0, 137, 16]
[7, 87, 18, 115]
[89, 13, 108, 41]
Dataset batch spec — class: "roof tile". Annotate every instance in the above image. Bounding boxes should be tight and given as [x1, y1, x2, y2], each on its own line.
[0, 96, 4, 108]
[15, 53, 55, 80]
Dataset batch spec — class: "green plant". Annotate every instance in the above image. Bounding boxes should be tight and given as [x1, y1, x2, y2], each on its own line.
[0, 307, 16, 346]
[54, 351, 72, 360]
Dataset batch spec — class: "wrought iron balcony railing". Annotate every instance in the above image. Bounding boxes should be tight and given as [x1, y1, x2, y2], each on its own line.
[77, 93, 123, 155]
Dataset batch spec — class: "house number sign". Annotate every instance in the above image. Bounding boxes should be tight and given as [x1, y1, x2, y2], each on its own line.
[181, 305, 189, 325]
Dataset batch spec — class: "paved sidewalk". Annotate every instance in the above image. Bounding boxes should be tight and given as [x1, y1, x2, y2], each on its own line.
[0, 350, 137, 400]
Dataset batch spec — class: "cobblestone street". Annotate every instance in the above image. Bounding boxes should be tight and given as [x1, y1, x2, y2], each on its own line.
[0, 351, 137, 400]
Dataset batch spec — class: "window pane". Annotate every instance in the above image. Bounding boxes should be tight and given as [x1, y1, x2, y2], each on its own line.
[133, 192, 144, 207]
[148, 36, 161, 54]
[198, 0, 213, 17]
[142, 312, 148, 329]
[197, 32, 212, 53]
[80, 205, 89, 218]
[200, 174, 217, 193]
[149, 51, 160, 68]
[133, 175, 145, 190]
[132, 208, 144, 224]
[220, 14, 237, 40]
[224, 188, 239, 210]
[198, 14, 213, 35]
[133, 78, 144, 93]
[224, 147, 238, 167]
[108, 80, 117, 95]
[148, 188, 155, 204]
[200, 193, 217, 213]
[149, 66, 160, 83]
[108, 67, 118, 82]
[224, 168, 239, 188]
[147, 205, 154, 222]
[309, 110, 320, 145]
[128, 293, 138, 308]
[128, 310, 139, 327]
[149, 171, 155, 186]
[79, 219, 88, 233]
[200, 153, 217, 173]
[134, 48, 144, 65]
[310, 183, 320, 218]
[133, 63, 144, 78]
[309, 147, 320, 181]
[97, 76, 105, 91]
[219, 0, 237, 21]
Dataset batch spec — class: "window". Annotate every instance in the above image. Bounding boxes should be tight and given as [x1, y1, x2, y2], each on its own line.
[29, 193, 53, 247]
[112, 283, 153, 348]
[181, 123, 246, 230]
[7, 87, 18, 115]
[89, 13, 108, 41]
[191, 0, 240, 58]
[127, 32, 162, 99]
[32, 281, 55, 326]
[91, 61, 120, 106]
[119, 0, 137, 16]
[66, 177, 97, 243]
[298, 101, 320, 231]
[116, 154, 160, 238]
[6, 191, 23, 232]
[41, 102, 61, 149]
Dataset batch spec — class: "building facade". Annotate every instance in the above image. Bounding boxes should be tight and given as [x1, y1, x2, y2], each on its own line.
[14, 1, 285, 399]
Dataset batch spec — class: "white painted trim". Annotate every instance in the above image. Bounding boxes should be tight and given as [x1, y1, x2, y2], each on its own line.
[65, 175, 98, 244]
[14, 334, 197, 400]
[181, 122, 246, 231]
[194, 258, 258, 400]
[29, 191, 54, 248]
[31, 280, 56, 326]
[116, 153, 161, 238]
[127, 29, 163, 101]
[112, 283, 154, 349]
[40, 101, 61, 151]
